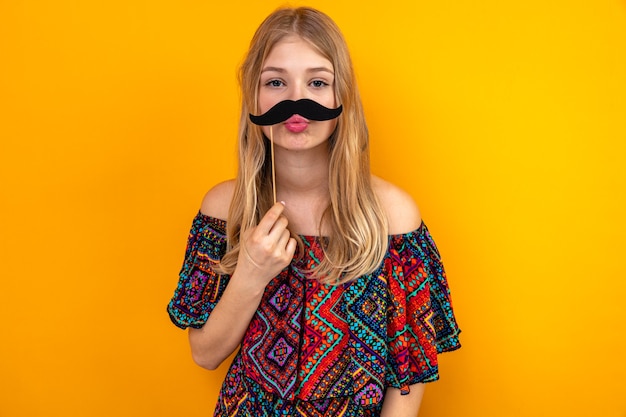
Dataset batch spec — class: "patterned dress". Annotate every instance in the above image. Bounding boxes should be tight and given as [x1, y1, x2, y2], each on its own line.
[167, 212, 461, 416]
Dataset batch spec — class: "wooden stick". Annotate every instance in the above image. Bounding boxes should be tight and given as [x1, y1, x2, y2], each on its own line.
[270, 125, 277, 204]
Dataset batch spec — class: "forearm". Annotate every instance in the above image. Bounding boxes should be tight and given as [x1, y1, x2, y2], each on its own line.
[380, 384, 425, 417]
[188, 272, 264, 370]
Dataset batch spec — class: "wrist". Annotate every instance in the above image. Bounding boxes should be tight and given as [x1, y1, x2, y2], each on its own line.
[226, 270, 266, 302]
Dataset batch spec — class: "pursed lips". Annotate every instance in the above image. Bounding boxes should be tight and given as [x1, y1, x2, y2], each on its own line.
[284, 115, 309, 133]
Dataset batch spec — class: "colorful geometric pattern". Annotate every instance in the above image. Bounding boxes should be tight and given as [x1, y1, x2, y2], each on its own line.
[167, 212, 461, 416]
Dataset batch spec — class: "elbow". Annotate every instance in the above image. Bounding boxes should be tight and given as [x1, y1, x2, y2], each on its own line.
[191, 350, 223, 370]
[188, 327, 230, 370]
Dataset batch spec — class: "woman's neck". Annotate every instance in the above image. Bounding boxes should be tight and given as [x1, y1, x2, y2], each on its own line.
[272, 143, 331, 235]
[273, 144, 329, 199]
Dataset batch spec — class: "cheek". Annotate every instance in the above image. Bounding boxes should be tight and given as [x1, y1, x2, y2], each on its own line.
[257, 89, 277, 114]
[258, 96, 271, 115]
[325, 91, 338, 109]
[329, 118, 338, 133]
[316, 86, 336, 106]
[318, 118, 338, 137]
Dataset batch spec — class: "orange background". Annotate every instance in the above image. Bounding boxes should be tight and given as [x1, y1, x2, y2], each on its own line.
[1, 1, 625, 416]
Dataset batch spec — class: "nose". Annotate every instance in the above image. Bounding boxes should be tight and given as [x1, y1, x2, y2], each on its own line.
[286, 79, 308, 102]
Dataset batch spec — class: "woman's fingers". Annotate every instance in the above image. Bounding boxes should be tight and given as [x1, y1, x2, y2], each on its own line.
[256, 201, 286, 235]
[285, 236, 297, 260]
[277, 228, 291, 250]
[268, 215, 289, 239]
[276, 229, 297, 262]
[239, 202, 296, 281]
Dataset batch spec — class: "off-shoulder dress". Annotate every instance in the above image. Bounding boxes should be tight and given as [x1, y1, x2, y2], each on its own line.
[167, 212, 461, 417]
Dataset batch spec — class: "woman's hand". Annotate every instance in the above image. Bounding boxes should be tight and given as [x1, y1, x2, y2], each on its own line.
[234, 201, 297, 290]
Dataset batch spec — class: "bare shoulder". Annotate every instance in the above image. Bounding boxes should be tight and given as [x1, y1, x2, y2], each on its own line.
[371, 175, 422, 235]
[199, 179, 236, 220]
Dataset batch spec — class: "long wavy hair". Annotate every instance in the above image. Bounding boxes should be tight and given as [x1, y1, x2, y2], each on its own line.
[216, 7, 388, 284]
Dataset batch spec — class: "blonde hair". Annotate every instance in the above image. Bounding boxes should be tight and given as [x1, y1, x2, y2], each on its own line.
[217, 7, 388, 284]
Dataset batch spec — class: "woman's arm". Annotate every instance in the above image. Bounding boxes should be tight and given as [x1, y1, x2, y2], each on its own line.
[188, 200, 296, 370]
[381, 384, 426, 417]
[187, 271, 264, 370]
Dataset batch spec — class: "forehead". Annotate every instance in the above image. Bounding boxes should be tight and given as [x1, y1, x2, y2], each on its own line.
[262, 35, 333, 71]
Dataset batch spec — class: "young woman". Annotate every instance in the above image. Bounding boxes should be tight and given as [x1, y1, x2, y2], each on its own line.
[167, 7, 461, 417]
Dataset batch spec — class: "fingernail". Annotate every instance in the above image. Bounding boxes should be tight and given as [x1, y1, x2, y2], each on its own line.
[280, 200, 286, 206]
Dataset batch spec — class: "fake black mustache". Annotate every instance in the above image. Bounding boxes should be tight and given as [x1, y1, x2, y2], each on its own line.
[249, 99, 343, 126]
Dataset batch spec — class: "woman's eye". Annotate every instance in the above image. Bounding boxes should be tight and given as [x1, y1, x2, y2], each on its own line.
[266, 79, 284, 87]
[311, 80, 328, 88]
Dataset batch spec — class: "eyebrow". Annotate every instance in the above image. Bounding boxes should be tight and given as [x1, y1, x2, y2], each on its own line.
[261, 66, 335, 75]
